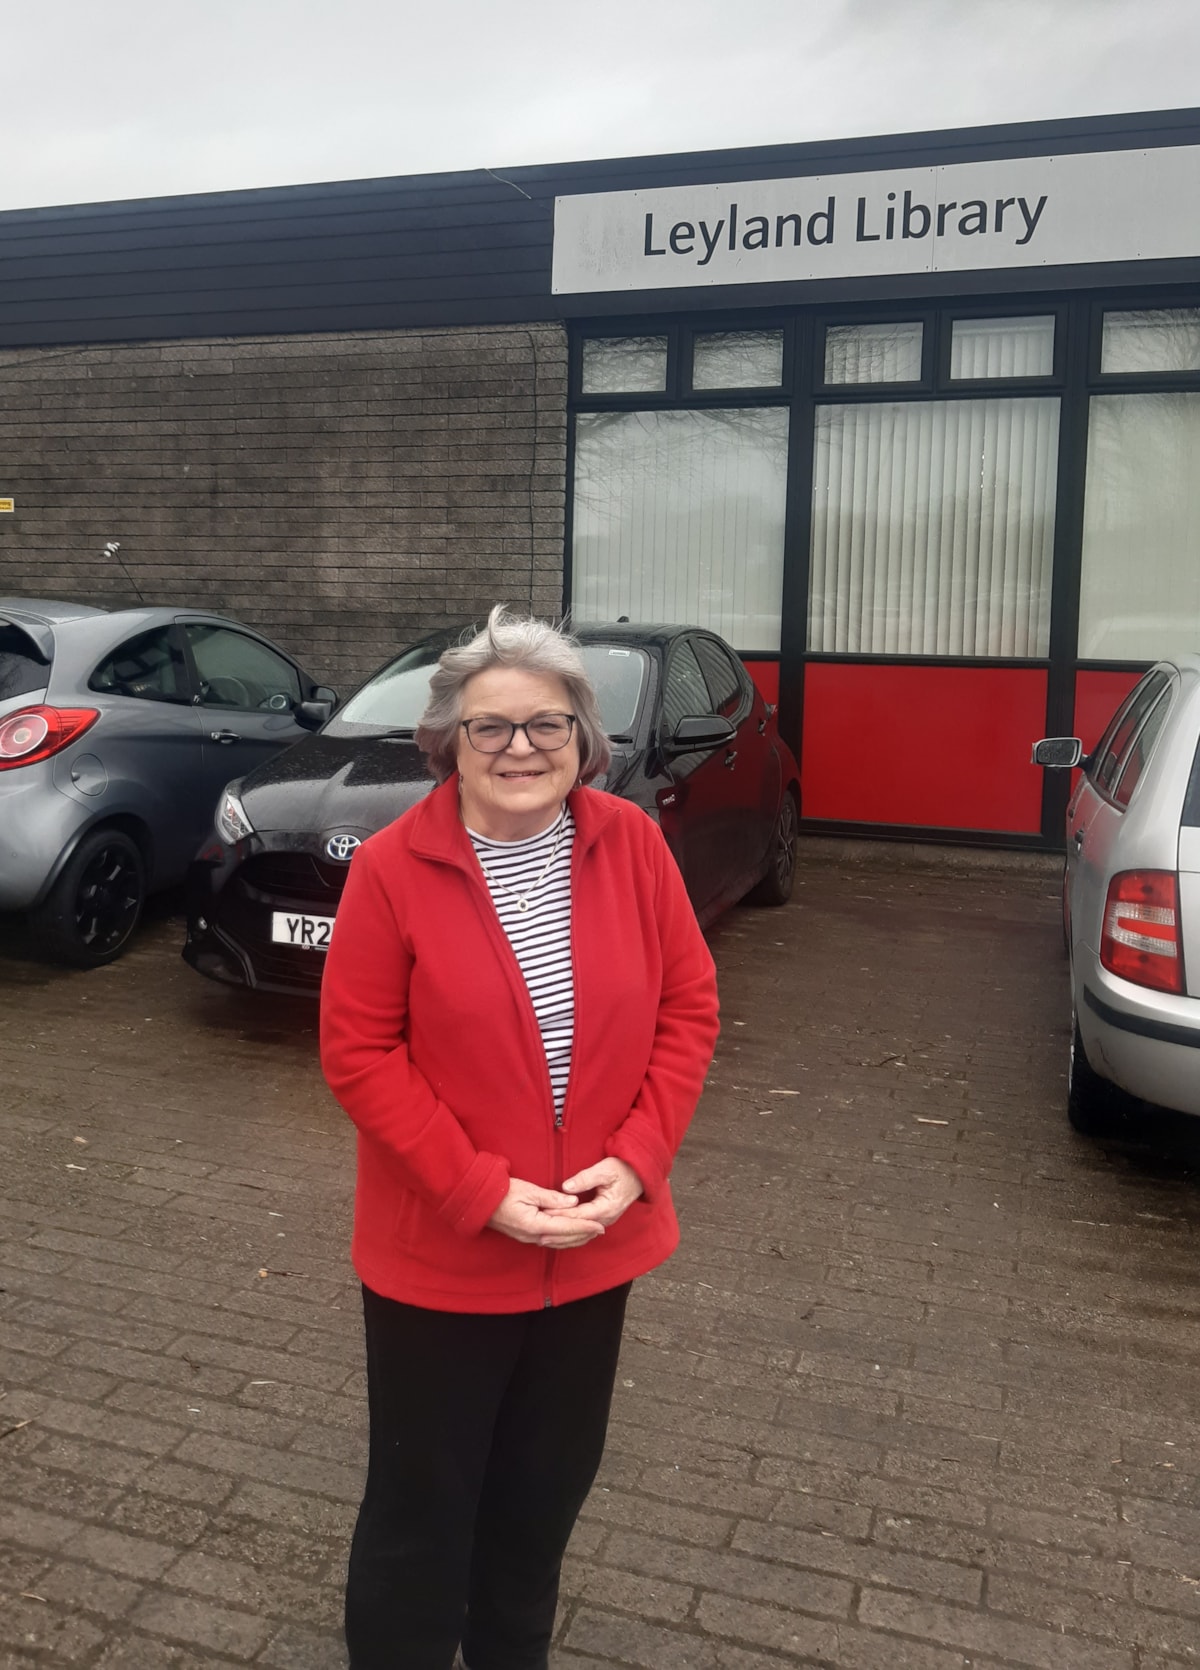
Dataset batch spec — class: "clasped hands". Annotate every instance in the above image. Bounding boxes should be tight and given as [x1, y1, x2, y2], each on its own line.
[487, 1157, 644, 1249]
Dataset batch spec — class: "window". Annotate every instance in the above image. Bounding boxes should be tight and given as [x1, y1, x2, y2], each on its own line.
[185, 626, 301, 710]
[577, 645, 649, 738]
[572, 407, 789, 652]
[1090, 670, 1169, 798]
[1101, 309, 1200, 375]
[1078, 393, 1200, 661]
[950, 316, 1055, 380]
[0, 624, 50, 702]
[823, 322, 922, 385]
[90, 627, 188, 703]
[1112, 688, 1171, 808]
[809, 398, 1060, 656]
[662, 641, 714, 737]
[692, 330, 783, 390]
[692, 636, 745, 719]
[580, 336, 668, 395]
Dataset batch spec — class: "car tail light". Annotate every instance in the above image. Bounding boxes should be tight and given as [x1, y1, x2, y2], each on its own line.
[1100, 870, 1184, 995]
[0, 706, 100, 770]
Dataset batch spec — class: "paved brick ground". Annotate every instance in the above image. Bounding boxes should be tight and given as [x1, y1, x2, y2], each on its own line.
[2, 859, 1199, 1668]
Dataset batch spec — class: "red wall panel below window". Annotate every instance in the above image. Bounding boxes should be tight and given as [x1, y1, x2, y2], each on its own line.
[802, 663, 1048, 833]
[745, 660, 779, 705]
[1073, 670, 1142, 752]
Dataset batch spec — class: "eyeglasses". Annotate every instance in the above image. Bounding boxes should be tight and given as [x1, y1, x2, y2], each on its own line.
[460, 714, 577, 753]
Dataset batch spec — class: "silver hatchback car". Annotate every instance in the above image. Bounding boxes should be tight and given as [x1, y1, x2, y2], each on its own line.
[1035, 657, 1200, 1132]
[0, 598, 333, 965]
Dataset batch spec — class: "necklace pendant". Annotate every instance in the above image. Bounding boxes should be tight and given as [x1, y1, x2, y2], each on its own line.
[517, 898, 529, 912]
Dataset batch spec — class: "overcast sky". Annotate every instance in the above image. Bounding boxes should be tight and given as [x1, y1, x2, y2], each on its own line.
[6, 0, 1199, 212]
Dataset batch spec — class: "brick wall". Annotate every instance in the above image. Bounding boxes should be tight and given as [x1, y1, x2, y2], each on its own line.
[0, 323, 568, 691]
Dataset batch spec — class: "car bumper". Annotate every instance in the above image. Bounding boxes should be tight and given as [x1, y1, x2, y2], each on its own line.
[184, 834, 351, 998]
[0, 769, 90, 911]
[1078, 956, 1200, 1119]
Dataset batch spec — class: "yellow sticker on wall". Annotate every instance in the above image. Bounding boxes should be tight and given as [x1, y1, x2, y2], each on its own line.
[0, 498, 14, 513]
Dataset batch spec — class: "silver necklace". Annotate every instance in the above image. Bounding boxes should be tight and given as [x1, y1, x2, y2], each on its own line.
[476, 808, 568, 913]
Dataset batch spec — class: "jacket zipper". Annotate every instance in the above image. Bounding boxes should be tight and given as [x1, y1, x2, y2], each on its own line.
[546, 839, 584, 1308]
[433, 803, 588, 1311]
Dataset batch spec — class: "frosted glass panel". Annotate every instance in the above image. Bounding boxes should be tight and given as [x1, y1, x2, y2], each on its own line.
[809, 398, 1059, 656]
[1101, 310, 1200, 374]
[824, 322, 922, 385]
[950, 316, 1055, 379]
[692, 330, 784, 389]
[581, 336, 668, 394]
[572, 408, 789, 652]
[1079, 393, 1200, 660]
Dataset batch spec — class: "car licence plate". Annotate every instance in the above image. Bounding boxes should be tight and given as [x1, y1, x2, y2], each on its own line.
[270, 911, 335, 951]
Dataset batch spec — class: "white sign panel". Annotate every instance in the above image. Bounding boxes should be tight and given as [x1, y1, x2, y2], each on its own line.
[552, 146, 1200, 294]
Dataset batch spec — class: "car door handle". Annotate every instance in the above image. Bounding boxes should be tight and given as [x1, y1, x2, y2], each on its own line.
[210, 730, 239, 745]
[724, 750, 738, 769]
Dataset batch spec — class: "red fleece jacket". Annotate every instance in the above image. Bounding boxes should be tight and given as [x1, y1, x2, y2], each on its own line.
[319, 777, 720, 1313]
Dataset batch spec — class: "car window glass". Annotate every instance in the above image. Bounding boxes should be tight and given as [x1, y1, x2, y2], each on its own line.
[329, 642, 445, 733]
[1091, 670, 1169, 796]
[1183, 737, 1200, 827]
[186, 625, 301, 711]
[577, 646, 649, 737]
[663, 641, 715, 736]
[0, 623, 50, 701]
[1112, 688, 1171, 809]
[89, 627, 189, 703]
[692, 637, 745, 719]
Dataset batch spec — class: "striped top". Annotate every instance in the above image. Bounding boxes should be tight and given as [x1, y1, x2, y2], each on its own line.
[467, 807, 576, 1120]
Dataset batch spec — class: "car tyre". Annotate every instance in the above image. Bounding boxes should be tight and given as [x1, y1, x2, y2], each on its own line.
[1067, 1012, 1131, 1136]
[746, 791, 799, 907]
[31, 828, 146, 968]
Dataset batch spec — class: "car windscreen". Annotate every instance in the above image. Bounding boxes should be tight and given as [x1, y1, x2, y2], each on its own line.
[324, 640, 650, 741]
[323, 641, 449, 736]
[577, 645, 649, 739]
[0, 622, 51, 702]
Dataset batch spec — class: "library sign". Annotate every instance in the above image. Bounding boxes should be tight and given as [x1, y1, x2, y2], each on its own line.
[551, 145, 1200, 293]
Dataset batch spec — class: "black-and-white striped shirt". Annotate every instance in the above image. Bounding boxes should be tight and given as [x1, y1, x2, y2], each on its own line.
[467, 808, 575, 1119]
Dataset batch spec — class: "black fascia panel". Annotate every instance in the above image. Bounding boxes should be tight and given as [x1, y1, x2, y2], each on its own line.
[1, 106, 1198, 347]
[556, 255, 1200, 319]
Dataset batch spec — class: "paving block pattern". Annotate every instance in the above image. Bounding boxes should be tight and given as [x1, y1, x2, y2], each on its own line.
[1, 860, 1199, 1667]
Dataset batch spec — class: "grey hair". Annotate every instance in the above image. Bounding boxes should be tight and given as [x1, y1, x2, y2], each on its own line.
[415, 604, 612, 785]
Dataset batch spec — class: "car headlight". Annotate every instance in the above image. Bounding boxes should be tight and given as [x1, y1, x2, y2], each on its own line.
[215, 788, 255, 845]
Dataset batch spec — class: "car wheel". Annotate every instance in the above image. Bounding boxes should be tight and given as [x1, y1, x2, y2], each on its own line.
[1067, 1012, 1131, 1136]
[746, 792, 799, 907]
[31, 828, 146, 968]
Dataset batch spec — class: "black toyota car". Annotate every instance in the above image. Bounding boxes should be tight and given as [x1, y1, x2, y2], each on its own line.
[183, 623, 800, 996]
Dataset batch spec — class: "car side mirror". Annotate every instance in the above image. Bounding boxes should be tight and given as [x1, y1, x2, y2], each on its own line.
[665, 714, 736, 753]
[1032, 736, 1083, 769]
[294, 698, 335, 732]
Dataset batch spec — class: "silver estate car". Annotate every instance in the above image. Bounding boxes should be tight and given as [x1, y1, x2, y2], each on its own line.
[1035, 657, 1200, 1133]
[0, 598, 333, 966]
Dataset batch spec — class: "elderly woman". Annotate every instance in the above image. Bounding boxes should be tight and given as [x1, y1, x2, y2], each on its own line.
[320, 605, 720, 1670]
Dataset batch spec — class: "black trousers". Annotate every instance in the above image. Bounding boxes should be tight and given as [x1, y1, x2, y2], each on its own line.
[346, 1281, 631, 1670]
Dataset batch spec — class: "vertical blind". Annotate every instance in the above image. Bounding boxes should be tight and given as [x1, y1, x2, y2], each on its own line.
[809, 398, 1060, 656]
[949, 316, 1055, 380]
[1079, 393, 1200, 660]
[572, 408, 789, 652]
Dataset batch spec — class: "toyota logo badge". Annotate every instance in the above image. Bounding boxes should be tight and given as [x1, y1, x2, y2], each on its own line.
[324, 834, 362, 862]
